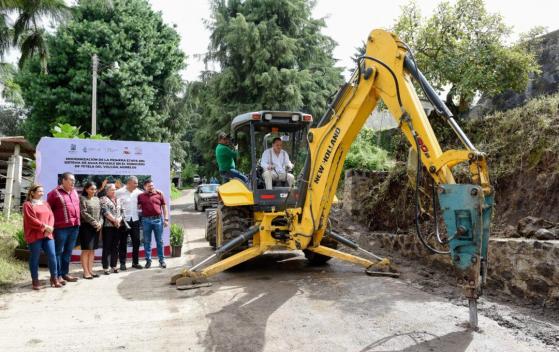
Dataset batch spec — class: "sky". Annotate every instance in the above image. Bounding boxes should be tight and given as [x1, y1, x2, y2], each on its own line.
[149, 0, 559, 81]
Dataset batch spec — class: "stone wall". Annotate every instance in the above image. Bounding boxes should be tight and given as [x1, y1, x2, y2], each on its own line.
[343, 169, 559, 305]
[342, 169, 387, 219]
[342, 167, 416, 231]
[369, 232, 559, 305]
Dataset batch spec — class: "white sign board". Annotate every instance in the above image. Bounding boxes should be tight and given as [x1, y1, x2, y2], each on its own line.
[36, 137, 171, 260]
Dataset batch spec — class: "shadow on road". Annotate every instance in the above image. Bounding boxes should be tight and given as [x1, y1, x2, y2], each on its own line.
[359, 329, 473, 352]
[115, 206, 452, 352]
[116, 248, 448, 351]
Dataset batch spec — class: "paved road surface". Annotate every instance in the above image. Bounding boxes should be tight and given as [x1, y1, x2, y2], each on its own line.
[0, 190, 556, 351]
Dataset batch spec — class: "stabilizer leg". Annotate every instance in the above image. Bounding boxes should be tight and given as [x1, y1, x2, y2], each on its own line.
[325, 231, 400, 278]
[172, 247, 265, 289]
[308, 245, 398, 277]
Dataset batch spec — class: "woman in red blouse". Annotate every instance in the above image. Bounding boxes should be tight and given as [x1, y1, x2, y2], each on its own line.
[22, 184, 62, 289]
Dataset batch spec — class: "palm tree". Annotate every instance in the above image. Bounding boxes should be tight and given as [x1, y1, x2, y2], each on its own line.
[0, 0, 69, 73]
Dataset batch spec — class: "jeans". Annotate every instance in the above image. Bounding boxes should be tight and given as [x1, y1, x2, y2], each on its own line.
[54, 226, 79, 277]
[102, 227, 120, 269]
[220, 169, 249, 184]
[142, 217, 164, 263]
[119, 220, 141, 265]
[28, 238, 57, 280]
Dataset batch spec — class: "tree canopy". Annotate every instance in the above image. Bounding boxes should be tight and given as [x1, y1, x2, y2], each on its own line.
[0, 0, 70, 73]
[16, 0, 187, 160]
[186, 0, 344, 176]
[393, 0, 540, 113]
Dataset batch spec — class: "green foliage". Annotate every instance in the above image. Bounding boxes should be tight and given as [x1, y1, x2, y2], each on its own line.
[464, 93, 559, 178]
[13, 228, 25, 249]
[181, 161, 199, 184]
[0, 213, 27, 288]
[393, 0, 540, 114]
[345, 128, 394, 171]
[169, 223, 184, 247]
[170, 183, 182, 201]
[50, 123, 86, 139]
[16, 0, 186, 162]
[50, 122, 110, 140]
[0, 63, 24, 106]
[0, 105, 26, 136]
[0, 0, 70, 73]
[185, 0, 344, 176]
[0, 213, 23, 255]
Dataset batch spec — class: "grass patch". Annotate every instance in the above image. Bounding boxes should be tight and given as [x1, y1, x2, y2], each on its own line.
[170, 184, 183, 200]
[0, 213, 28, 289]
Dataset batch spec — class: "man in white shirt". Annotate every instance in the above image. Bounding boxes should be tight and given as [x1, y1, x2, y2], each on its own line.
[116, 176, 144, 270]
[261, 137, 295, 190]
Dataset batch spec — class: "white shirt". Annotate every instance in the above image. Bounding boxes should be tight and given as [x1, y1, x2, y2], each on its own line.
[260, 148, 293, 174]
[116, 187, 143, 221]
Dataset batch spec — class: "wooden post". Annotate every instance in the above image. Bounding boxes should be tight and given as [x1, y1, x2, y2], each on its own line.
[12, 144, 23, 209]
[3, 155, 15, 218]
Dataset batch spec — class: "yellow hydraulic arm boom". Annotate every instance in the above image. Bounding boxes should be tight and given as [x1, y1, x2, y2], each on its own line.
[297, 29, 493, 328]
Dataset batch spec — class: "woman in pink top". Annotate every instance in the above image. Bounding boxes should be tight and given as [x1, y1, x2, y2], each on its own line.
[22, 184, 62, 290]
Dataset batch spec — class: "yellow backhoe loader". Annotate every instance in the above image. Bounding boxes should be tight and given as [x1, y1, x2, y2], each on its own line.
[171, 29, 493, 329]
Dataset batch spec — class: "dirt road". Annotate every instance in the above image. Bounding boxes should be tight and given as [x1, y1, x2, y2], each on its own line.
[0, 190, 557, 351]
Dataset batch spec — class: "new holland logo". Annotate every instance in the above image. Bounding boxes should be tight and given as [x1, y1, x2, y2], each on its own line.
[313, 127, 341, 184]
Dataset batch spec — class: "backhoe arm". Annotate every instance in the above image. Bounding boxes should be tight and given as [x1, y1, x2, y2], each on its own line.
[299, 29, 494, 327]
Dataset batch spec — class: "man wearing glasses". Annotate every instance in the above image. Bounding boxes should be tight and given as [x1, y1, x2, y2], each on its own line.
[47, 172, 81, 284]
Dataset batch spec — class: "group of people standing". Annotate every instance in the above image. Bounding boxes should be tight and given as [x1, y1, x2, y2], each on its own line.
[22, 172, 169, 290]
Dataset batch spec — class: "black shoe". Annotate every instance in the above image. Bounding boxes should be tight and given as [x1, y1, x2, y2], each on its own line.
[132, 263, 143, 269]
[120, 264, 127, 271]
[159, 261, 167, 269]
[145, 261, 152, 269]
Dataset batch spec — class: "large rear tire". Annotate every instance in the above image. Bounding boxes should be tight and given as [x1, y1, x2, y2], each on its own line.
[205, 209, 217, 249]
[220, 205, 252, 258]
[303, 235, 339, 265]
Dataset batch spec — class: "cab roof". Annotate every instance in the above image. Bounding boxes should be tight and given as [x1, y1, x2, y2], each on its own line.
[230, 110, 312, 133]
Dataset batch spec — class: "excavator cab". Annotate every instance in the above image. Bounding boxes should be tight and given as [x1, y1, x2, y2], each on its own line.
[228, 111, 312, 210]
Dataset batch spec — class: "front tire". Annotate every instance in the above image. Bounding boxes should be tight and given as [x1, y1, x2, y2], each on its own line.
[219, 205, 252, 258]
[205, 209, 217, 249]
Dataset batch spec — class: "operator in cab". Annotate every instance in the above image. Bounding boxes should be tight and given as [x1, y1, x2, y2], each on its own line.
[215, 132, 249, 184]
[261, 137, 295, 190]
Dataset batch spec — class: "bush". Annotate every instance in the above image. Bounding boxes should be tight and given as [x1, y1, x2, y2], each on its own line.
[345, 128, 394, 171]
[181, 161, 199, 185]
[170, 223, 184, 247]
[170, 183, 182, 200]
[0, 214, 27, 289]
[14, 229, 26, 249]
[0, 214, 23, 256]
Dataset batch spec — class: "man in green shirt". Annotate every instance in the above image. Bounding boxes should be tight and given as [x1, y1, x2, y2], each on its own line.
[215, 132, 249, 184]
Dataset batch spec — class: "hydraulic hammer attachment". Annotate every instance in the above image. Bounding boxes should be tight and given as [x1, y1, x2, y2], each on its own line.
[437, 184, 494, 329]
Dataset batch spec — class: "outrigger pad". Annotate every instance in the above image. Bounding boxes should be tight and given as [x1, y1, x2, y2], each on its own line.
[175, 272, 210, 290]
[170, 269, 207, 285]
[365, 260, 400, 278]
[177, 281, 212, 291]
